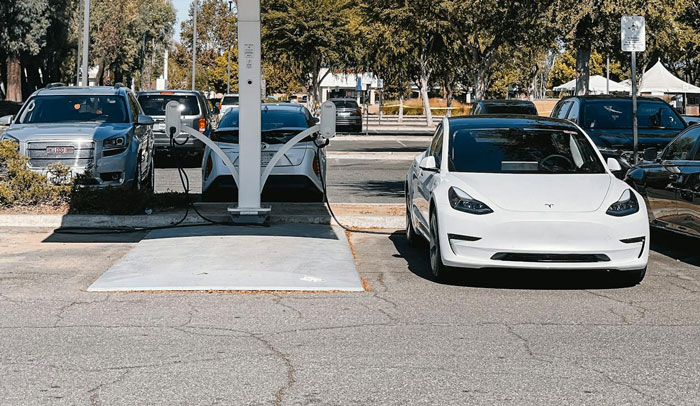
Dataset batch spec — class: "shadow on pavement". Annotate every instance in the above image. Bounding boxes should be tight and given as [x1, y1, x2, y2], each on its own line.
[389, 233, 638, 290]
[155, 152, 203, 169]
[340, 181, 404, 199]
[650, 228, 700, 266]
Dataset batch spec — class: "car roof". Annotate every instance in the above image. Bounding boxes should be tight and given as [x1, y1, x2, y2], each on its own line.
[328, 98, 358, 102]
[448, 115, 579, 131]
[137, 90, 202, 96]
[225, 103, 306, 112]
[559, 94, 667, 103]
[478, 99, 536, 106]
[32, 86, 128, 97]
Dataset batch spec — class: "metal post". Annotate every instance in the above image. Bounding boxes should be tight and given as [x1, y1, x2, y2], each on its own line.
[191, 0, 198, 91]
[227, 1, 233, 94]
[235, 0, 265, 217]
[606, 56, 610, 94]
[631, 51, 638, 165]
[164, 48, 169, 88]
[81, 0, 90, 86]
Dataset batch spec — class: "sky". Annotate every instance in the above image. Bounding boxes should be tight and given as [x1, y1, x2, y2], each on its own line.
[171, 0, 191, 41]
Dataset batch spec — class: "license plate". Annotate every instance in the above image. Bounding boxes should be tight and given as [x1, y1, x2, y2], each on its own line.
[156, 123, 166, 131]
[46, 146, 74, 155]
[261, 152, 274, 166]
[339, 112, 350, 117]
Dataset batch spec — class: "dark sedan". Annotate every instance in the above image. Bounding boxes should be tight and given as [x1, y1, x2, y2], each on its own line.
[626, 124, 700, 238]
[329, 98, 362, 132]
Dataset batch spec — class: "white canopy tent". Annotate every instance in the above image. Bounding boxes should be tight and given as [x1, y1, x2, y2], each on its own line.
[639, 61, 700, 96]
[553, 75, 630, 94]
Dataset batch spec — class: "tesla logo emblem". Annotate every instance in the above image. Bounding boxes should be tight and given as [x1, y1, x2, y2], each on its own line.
[545, 204, 555, 208]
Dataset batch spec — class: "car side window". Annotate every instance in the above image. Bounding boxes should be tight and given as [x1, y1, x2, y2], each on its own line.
[556, 101, 572, 120]
[665, 128, 700, 161]
[127, 94, 140, 123]
[567, 100, 580, 124]
[429, 125, 443, 168]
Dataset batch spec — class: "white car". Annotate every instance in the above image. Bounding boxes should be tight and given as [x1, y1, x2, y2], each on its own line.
[218, 93, 239, 121]
[202, 104, 326, 202]
[405, 116, 650, 285]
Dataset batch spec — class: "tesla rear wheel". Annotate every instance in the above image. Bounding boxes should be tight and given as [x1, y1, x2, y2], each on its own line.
[429, 211, 451, 281]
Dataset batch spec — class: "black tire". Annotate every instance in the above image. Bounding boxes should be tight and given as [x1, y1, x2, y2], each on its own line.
[353, 125, 363, 133]
[133, 160, 143, 192]
[429, 210, 451, 281]
[618, 267, 647, 286]
[405, 190, 419, 246]
[144, 157, 155, 193]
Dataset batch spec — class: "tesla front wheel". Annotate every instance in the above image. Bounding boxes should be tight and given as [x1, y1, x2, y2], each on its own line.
[429, 211, 451, 281]
[405, 195, 419, 246]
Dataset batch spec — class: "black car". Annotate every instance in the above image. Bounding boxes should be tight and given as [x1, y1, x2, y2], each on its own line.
[137, 90, 216, 156]
[470, 100, 538, 115]
[329, 98, 363, 132]
[626, 124, 700, 238]
[551, 96, 687, 175]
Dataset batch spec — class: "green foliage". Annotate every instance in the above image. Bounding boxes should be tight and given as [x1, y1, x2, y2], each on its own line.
[549, 49, 623, 87]
[0, 0, 51, 57]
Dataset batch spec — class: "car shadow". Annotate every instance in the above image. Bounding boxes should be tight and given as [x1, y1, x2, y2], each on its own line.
[389, 233, 638, 290]
[650, 227, 700, 266]
[341, 181, 404, 199]
[155, 152, 203, 168]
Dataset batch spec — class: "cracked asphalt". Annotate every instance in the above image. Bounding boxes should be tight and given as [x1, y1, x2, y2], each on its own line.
[0, 225, 699, 405]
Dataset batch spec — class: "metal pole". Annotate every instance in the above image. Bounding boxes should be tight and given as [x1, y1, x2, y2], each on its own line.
[606, 56, 610, 94]
[76, 1, 82, 86]
[81, 0, 90, 86]
[191, 0, 198, 91]
[632, 51, 638, 165]
[227, 1, 233, 94]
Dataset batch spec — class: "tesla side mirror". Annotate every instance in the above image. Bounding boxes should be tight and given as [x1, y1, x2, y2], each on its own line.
[419, 155, 438, 172]
[0, 115, 13, 126]
[606, 157, 622, 172]
[643, 147, 658, 162]
[137, 114, 155, 126]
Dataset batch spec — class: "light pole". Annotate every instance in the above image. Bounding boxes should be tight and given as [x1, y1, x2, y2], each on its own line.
[81, 0, 90, 86]
[227, 0, 234, 94]
[191, 0, 198, 91]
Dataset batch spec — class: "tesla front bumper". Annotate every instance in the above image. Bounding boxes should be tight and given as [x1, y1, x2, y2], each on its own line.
[436, 204, 650, 271]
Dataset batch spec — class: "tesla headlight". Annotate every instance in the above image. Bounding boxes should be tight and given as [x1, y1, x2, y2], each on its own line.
[606, 189, 639, 217]
[103, 136, 128, 155]
[448, 187, 493, 215]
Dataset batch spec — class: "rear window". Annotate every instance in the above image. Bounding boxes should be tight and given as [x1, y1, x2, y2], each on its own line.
[331, 100, 359, 109]
[17, 95, 129, 124]
[219, 108, 311, 129]
[483, 104, 538, 115]
[448, 127, 605, 174]
[221, 96, 239, 106]
[137, 94, 200, 116]
[583, 100, 685, 130]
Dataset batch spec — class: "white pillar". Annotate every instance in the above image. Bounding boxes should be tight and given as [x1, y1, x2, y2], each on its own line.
[81, 0, 90, 87]
[237, 0, 262, 210]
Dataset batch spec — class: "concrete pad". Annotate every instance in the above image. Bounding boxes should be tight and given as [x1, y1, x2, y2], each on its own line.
[87, 224, 364, 292]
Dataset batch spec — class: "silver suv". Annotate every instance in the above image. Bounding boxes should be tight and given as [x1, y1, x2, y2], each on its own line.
[0, 84, 155, 190]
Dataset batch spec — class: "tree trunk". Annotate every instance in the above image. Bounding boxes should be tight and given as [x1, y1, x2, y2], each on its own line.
[473, 67, 489, 102]
[398, 96, 404, 123]
[445, 86, 454, 118]
[96, 59, 105, 86]
[419, 76, 433, 127]
[575, 44, 591, 96]
[6, 56, 22, 102]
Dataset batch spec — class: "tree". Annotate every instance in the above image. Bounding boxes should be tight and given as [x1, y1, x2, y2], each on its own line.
[549, 49, 623, 88]
[262, 0, 358, 112]
[0, 0, 50, 101]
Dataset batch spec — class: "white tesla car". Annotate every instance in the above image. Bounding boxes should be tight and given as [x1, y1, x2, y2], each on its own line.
[405, 116, 650, 285]
[202, 104, 326, 202]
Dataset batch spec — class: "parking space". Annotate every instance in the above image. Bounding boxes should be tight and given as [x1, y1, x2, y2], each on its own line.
[0, 226, 699, 404]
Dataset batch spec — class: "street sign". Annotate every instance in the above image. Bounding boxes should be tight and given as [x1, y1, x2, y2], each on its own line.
[621, 16, 646, 52]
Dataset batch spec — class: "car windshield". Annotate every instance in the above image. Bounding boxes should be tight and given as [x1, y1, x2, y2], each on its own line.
[17, 95, 128, 124]
[483, 104, 537, 115]
[215, 108, 312, 144]
[221, 96, 239, 106]
[448, 127, 606, 174]
[583, 100, 685, 130]
[137, 94, 200, 116]
[332, 100, 359, 109]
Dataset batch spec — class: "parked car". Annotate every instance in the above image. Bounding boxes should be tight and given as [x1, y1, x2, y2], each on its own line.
[329, 98, 363, 132]
[470, 100, 538, 115]
[551, 96, 687, 176]
[137, 90, 215, 156]
[202, 104, 326, 202]
[0, 84, 155, 190]
[218, 93, 239, 120]
[626, 124, 700, 238]
[684, 115, 700, 126]
[405, 115, 649, 284]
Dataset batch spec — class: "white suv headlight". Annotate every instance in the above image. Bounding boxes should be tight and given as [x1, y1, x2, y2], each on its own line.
[606, 189, 639, 217]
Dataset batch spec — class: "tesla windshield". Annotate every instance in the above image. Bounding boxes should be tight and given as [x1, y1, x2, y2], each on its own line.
[448, 127, 606, 174]
[17, 95, 129, 124]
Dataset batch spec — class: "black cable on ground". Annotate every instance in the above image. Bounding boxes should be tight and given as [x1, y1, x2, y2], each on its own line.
[315, 140, 399, 236]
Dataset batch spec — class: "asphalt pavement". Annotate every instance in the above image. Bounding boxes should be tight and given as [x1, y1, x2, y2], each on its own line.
[0, 227, 699, 405]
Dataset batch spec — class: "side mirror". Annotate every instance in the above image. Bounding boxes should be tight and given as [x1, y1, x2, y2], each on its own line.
[137, 114, 155, 126]
[606, 157, 622, 172]
[419, 155, 438, 172]
[643, 147, 659, 162]
[0, 115, 13, 126]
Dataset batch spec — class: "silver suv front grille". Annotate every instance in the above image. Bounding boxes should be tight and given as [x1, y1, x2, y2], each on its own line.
[26, 141, 94, 168]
